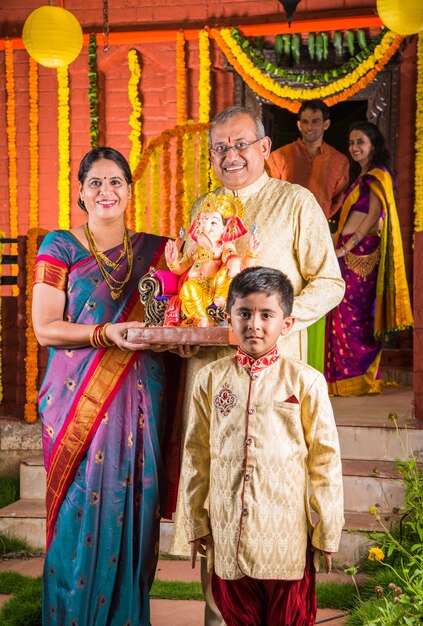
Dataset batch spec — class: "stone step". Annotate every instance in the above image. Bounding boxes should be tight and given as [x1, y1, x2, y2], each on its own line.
[0, 499, 402, 567]
[20, 453, 45, 500]
[342, 459, 405, 514]
[0, 498, 46, 549]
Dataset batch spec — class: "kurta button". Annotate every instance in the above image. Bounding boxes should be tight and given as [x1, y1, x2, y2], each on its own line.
[245, 437, 252, 446]
[251, 373, 258, 380]
[248, 408, 255, 414]
[242, 508, 248, 516]
[244, 473, 251, 481]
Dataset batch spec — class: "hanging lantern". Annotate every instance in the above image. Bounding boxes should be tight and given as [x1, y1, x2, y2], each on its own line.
[376, 0, 423, 35]
[22, 6, 83, 68]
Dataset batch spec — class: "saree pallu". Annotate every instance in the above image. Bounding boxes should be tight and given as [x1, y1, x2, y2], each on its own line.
[325, 234, 383, 396]
[35, 230, 167, 626]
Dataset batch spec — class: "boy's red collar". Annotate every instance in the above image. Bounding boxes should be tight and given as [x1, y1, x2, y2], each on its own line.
[235, 345, 280, 374]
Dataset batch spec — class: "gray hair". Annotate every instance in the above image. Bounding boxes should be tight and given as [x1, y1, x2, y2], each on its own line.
[208, 106, 266, 147]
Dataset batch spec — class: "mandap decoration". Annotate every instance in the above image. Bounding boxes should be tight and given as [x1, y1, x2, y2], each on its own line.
[376, 0, 423, 36]
[22, 5, 83, 68]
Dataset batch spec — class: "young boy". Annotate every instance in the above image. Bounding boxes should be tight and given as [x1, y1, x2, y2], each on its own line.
[182, 266, 344, 626]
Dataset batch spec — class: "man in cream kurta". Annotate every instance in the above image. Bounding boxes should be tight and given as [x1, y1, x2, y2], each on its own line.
[170, 106, 345, 625]
[183, 348, 345, 581]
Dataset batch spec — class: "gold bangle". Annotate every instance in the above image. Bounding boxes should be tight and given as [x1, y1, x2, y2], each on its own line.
[101, 322, 114, 347]
[246, 251, 259, 259]
[167, 260, 179, 269]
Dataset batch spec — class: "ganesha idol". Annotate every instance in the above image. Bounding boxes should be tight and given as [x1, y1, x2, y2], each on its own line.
[160, 193, 260, 327]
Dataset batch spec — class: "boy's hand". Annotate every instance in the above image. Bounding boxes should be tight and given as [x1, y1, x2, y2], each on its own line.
[190, 534, 213, 569]
[322, 551, 332, 574]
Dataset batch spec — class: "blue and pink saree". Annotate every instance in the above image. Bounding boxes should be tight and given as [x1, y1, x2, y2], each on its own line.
[34, 230, 168, 625]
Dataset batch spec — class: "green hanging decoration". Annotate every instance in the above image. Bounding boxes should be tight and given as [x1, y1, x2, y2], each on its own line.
[88, 34, 99, 148]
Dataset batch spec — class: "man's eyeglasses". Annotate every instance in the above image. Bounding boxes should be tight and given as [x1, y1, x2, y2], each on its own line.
[209, 137, 263, 156]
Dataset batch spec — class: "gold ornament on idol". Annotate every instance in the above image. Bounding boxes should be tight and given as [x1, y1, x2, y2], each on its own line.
[84, 223, 133, 299]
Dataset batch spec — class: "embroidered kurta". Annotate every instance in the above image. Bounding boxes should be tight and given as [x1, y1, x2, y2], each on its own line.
[170, 171, 345, 555]
[266, 139, 349, 219]
[183, 348, 344, 580]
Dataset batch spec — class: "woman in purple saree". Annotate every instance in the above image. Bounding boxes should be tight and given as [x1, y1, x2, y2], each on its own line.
[325, 122, 413, 396]
[32, 147, 180, 625]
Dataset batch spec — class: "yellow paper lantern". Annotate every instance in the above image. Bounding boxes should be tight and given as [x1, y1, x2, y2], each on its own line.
[22, 6, 83, 68]
[376, 0, 423, 35]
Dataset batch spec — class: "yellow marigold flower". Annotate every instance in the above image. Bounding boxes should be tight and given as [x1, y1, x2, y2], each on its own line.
[368, 547, 385, 561]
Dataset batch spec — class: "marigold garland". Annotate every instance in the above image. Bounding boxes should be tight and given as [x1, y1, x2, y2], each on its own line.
[0, 232, 4, 404]
[176, 31, 186, 124]
[29, 57, 39, 230]
[175, 135, 185, 232]
[133, 122, 208, 183]
[149, 147, 161, 235]
[128, 48, 143, 229]
[88, 34, 99, 148]
[161, 138, 172, 236]
[25, 228, 48, 423]
[212, 28, 404, 110]
[135, 170, 148, 233]
[415, 32, 423, 232]
[183, 129, 196, 229]
[57, 66, 71, 230]
[198, 30, 211, 199]
[5, 40, 19, 294]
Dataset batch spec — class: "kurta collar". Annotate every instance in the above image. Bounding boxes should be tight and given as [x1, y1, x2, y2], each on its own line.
[297, 138, 328, 156]
[235, 345, 280, 374]
[224, 171, 269, 203]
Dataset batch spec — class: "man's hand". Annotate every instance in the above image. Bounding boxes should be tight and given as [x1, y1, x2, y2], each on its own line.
[190, 534, 213, 569]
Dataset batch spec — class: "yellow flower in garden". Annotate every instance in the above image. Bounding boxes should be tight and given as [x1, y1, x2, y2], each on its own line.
[368, 547, 385, 561]
[369, 506, 378, 516]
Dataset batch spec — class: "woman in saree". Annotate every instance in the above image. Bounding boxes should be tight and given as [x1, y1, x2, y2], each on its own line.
[32, 147, 193, 625]
[325, 122, 413, 396]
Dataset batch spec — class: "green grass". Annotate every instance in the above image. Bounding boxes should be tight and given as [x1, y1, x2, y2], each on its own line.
[0, 532, 43, 557]
[0, 575, 42, 626]
[316, 581, 358, 611]
[0, 475, 19, 509]
[150, 578, 203, 600]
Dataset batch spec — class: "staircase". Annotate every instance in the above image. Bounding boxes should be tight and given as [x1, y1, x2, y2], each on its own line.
[1, 387, 422, 565]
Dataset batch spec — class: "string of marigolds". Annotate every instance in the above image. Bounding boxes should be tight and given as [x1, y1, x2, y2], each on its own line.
[29, 57, 39, 230]
[25, 228, 48, 423]
[57, 66, 71, 230]
[198, 29, 212, 197]
[128, 48, 143, 230]
[415, 32, 423, 232]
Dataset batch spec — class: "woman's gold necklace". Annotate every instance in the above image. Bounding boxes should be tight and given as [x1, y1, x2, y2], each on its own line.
[84, 223, 133, 300]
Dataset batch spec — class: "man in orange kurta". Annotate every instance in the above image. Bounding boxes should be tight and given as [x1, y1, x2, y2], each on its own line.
[267, 99, 349, 372]
[266, 99, 349, 223]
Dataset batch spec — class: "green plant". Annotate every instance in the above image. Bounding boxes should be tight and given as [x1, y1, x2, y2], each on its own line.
[346, 416, 423, 625]
[0, 532, 43, 557]
[0, 475, 19, 509]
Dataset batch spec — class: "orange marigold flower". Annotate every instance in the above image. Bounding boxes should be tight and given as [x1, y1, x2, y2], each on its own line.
[368, 547, 385, 561]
